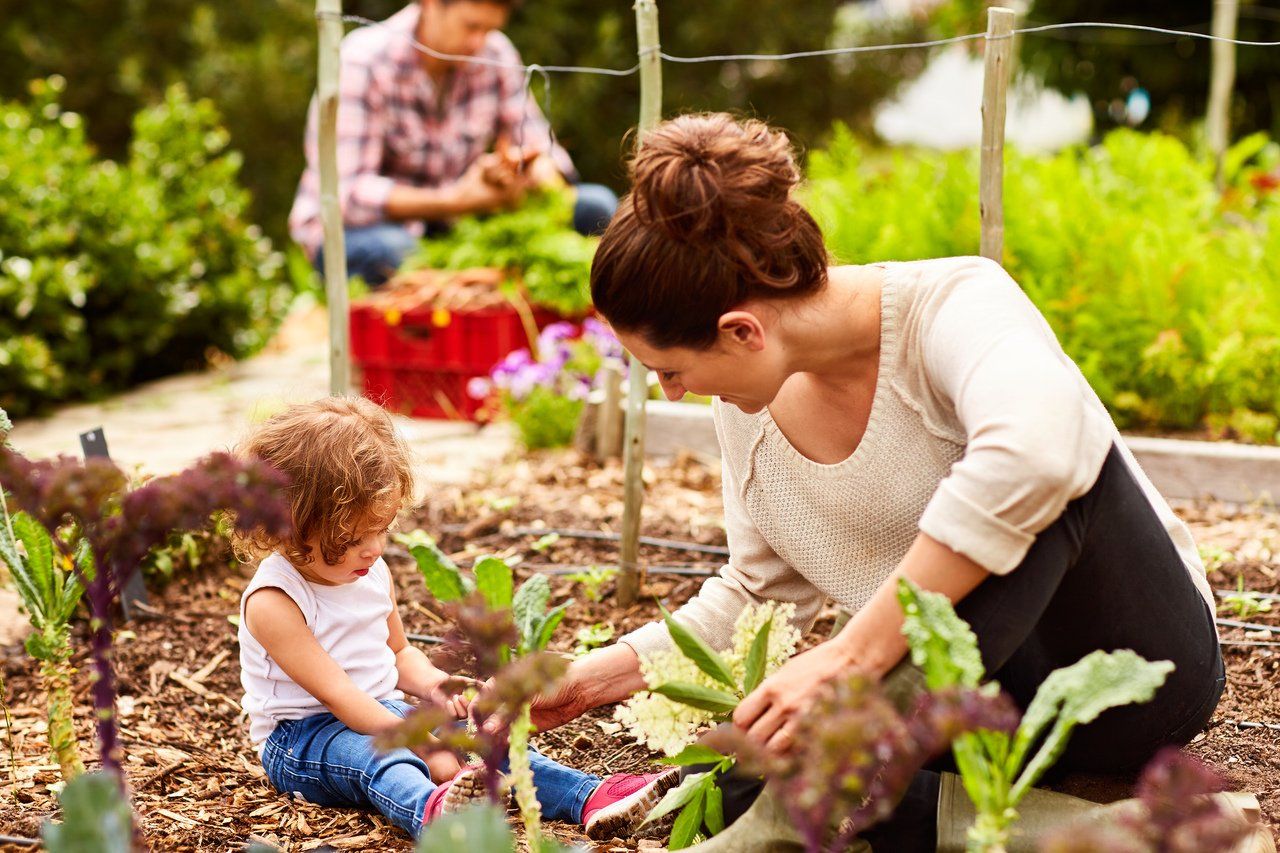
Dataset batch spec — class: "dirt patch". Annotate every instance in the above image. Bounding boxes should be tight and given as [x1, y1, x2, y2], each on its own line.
[0, 451, 1276, 850]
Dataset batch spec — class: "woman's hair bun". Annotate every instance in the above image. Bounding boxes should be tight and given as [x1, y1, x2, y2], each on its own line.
[629, 113, 800, 244]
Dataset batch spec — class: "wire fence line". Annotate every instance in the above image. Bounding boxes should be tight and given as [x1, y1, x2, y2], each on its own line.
[321, 12, 1280, 80]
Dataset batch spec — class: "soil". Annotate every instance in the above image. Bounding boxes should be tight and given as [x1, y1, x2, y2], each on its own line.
[1, 451, 1277, 851]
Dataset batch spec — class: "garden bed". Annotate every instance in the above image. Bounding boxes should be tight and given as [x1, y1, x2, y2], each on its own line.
[1, 452, 1277, 850]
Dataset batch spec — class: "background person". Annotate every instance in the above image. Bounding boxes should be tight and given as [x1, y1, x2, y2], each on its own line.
[289, 0, 618, 286]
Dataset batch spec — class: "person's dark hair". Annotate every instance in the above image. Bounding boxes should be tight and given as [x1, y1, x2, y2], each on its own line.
[591, 113, 829, 350]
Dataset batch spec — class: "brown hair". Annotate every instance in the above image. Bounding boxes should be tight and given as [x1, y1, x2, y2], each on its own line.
[590, 113, 829, 350]
[235, 397, 413, 567]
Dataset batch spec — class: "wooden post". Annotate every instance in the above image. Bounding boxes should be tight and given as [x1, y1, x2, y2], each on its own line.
[616, 0, 662, 607]
[317, 0, 351, 395]
[595, 364, 624, 460]
[1207, 0, 1239, 189]
[979, 6, 1015, 263]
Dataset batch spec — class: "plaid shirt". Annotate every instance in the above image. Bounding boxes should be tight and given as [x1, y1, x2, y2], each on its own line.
[289, 4, 575, 259]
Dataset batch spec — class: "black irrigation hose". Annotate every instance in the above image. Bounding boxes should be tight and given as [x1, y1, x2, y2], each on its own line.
[0, 836, 38, 847]
[440, 524, 730, 558]
[406, 632, 445, 645]
[1215, 589, 1280, 602]
[1216, 617, 1280, 634]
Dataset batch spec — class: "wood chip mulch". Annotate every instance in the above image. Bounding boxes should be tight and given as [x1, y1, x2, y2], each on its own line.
[0, 451, 1276, 850]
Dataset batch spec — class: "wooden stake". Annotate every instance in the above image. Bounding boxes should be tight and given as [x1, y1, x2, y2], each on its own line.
[1207, 0, 1239, 189]
[317, 0, 351, 395]
[617, 0, 662, 607]
[595, 364, 624, 460]
[979, 6, 1015, 264]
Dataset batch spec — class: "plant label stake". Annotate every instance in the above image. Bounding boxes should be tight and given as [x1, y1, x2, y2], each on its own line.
[79, 428, 149, 621]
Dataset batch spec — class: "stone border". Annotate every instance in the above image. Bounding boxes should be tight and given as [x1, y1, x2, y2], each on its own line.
[644, 401, 1280, 506]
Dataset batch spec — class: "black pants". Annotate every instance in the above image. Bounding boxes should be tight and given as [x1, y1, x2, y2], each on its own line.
[715, 444, 1225, 849]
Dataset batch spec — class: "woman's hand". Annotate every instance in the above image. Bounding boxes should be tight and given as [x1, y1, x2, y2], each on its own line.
[529, 644, 649, 731]
[732, 638, 854, 756]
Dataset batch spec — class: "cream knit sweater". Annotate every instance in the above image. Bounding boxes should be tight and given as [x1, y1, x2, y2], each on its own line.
[622, 256, 1213, 657]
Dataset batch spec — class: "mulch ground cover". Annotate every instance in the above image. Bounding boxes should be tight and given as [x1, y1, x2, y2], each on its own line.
[1, 450, 1277, 851]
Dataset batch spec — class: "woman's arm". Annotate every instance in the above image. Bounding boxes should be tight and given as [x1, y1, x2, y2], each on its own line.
[245, 588, 404, 736]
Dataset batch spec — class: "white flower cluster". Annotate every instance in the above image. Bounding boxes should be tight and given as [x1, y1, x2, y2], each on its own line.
[615, 601, 801, 756]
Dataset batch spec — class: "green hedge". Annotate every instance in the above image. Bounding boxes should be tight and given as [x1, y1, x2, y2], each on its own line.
[806, 127, 1280, 443]
[0, 80, 292, 417]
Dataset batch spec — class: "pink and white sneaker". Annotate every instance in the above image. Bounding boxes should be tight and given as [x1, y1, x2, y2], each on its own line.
[582, 767, 683, 840]
[420, 766, 492, 827]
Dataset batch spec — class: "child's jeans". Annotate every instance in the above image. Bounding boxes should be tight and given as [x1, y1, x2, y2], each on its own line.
[260, 699, 601, 836]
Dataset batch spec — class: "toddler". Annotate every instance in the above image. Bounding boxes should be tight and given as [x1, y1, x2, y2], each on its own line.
[235, 397, 677, 839]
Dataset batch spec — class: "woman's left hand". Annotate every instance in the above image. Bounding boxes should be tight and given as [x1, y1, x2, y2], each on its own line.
[732, 638, 853, 756]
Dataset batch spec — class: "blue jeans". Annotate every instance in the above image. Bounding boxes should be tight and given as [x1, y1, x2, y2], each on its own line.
[260, 699, 600, 837]
[316, 183, 619, 287]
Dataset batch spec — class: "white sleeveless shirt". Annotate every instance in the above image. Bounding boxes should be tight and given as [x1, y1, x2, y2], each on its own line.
[239, 553, 403, 746]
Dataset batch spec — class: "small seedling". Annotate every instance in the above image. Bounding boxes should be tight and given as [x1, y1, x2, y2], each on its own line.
[564, 565, 617, 602]
[1199, 544, 1235, 574]
[530, 532, 560, 553]
[1218, 575, 1273, 621]
[573, 623, 614, 657]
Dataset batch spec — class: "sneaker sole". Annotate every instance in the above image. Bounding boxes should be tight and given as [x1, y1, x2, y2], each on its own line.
[585, 768, 683, 841]
[440, 767, 492, 813]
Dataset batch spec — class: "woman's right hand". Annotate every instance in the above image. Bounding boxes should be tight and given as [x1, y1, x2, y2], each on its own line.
[529, 644, 648, 730]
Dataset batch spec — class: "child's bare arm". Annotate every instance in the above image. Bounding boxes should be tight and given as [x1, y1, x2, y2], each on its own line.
[385, 577, 463, 713]
[245, 588, 404, 736]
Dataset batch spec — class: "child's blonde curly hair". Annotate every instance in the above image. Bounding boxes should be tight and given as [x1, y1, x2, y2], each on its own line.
[235, 396, 413, 567]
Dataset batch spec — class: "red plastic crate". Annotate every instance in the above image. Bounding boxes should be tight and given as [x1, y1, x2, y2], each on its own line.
[350, 301, 563, 421]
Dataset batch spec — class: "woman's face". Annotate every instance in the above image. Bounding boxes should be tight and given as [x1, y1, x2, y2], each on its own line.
[617, 312, 789, 414]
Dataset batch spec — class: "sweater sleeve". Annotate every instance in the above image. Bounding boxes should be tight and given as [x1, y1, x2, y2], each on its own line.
[621, 405, 826, 657]
[917, 258, 1112, 574]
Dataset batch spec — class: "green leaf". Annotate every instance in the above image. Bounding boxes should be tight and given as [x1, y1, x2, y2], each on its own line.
[474, 556, 514, 613]
[1007, 650, 1174, 804]
[661, 744, 728, 767]
[669, 786, 707, 850]
[416, 802, 515, 852]
[704, 782, 725, 835]
[0, 515, 42, 622]
[397, 532, 472, 603]
[42, 772, 134, 853]
[660, 603, 738, 690]
[651, 682, 741, 715]
[531, 601, 570, 653]
[513, 573, 551, 647]
[13, 511, 55, 606]
[742, 615, 772, 694]
[644, 771, 711, 827]
[896, 578, 985, 690]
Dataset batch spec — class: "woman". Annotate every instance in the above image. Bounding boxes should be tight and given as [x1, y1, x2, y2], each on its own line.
[534, 113, 1223, 848]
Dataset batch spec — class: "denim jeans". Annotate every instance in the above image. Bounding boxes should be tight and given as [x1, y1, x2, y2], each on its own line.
[316, 182, 619, 287]
[260, 699, 600, 837]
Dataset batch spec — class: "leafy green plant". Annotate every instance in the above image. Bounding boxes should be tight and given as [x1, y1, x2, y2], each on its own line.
[573, 623, 615, 657]
[1218, 575, 1273, 621]
[396, 530, 573, 851]
[42, 772, 134, 853]
[0, 495, 87, 781]
[404, 190, 595, 316]
[807, 128, 1280, 443]
[615, 602, 800, 848]
[897, 579, 1174, 852]
[0, 79, 292, 418]
[565, 565, 618, 603]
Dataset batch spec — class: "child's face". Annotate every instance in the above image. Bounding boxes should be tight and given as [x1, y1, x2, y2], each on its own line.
[297, 514, 396, 586]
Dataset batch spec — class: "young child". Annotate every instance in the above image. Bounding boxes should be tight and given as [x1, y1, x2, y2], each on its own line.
[235, 397, 677, 839]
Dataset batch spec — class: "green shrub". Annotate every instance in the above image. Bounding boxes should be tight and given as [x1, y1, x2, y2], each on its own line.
[806, 127, 1280, 442]
[0, 79, 292, 417]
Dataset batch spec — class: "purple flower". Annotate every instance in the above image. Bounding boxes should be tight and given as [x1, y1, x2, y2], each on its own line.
[566, 375, 593, 401]
[582, 318, 623, 360]
[537, 322, 578, 352]
[491, 348, 534, 381]
[506, 362, 557, 401]
[466, 377, 492, 400]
